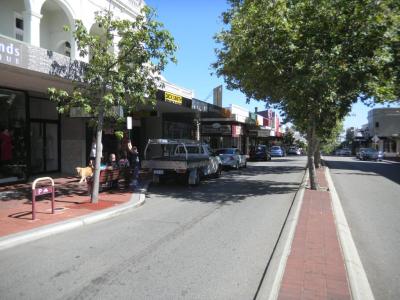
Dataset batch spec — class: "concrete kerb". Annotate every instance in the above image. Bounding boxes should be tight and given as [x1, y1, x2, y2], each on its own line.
[0, 182, 149, 251]
[255, 168, 308, 300]
[324, 165, 375, 300]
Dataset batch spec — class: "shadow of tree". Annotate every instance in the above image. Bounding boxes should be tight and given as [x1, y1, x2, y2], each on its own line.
[148, 163, 305, 205]
[236, 164, 306, 176]
[324, 158, 400, 185]
[0, 175, 130, 202]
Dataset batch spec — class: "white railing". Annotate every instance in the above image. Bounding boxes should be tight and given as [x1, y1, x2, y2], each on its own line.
[115, 0, 144, 10]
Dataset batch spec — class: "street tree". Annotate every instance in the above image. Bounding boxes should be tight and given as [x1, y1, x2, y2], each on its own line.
[49, 7, 176, 202]
[282, 127, 295, 147]
[214, 0, 399, 189]
[319, 120, 344, 166]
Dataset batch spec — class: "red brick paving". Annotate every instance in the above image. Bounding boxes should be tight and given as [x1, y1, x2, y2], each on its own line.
[0, 175, 133, 237]
[278, 167, 351, 300]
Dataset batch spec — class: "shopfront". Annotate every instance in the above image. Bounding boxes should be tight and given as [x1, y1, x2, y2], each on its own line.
[0, 88, 60, 184]
[157, 90, 196, 140]
[30, 97, 60, 174]
[0, 88, 28, 184]
[201, 122, 246, 152]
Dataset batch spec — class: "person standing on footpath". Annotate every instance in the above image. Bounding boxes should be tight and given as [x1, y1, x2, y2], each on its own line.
[127, 141, 140, 190]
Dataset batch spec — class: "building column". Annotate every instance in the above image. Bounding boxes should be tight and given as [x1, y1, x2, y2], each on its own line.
[378, 140, 384, 152]
[195, 120, 200, 141]
[23, 10, 42, 47]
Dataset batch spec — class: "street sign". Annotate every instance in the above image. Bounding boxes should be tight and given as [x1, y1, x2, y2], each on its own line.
[372, 135, 380, 143]
[31, 177, 55, 220]
[127, 116, 132, 130]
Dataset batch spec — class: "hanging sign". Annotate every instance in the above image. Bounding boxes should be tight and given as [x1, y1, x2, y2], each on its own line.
[165, 92, 183, 105]
[127, 116, 132, 130]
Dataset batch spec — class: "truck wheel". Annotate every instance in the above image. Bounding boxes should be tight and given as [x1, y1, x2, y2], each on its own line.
[214, 165, 222, 178]
[194, 169, 200, 185]
[188, 169, 200, 186]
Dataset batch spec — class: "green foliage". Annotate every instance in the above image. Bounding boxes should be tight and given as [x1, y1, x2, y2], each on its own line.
[214, 0, 399, 138]
[321, 120, 343, 154]
[48, 7, 177, 126]
[48, 7, 176, 202]
[114, 130, 124, 140]
[282, 127, 295, 146]
[214, 0, 399, 189]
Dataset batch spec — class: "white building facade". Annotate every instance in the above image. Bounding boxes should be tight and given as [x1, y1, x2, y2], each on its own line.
[0, 0, 199, 184]
[367, 108, 400, 157]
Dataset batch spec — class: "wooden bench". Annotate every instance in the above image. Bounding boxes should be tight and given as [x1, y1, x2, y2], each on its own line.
[87, 168, 121, 193]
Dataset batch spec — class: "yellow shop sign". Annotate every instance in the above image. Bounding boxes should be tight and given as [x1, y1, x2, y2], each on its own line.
[165, 92, 183, 105]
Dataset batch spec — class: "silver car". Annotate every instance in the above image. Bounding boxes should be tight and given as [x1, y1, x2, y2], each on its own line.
[359, 148, 383, 161]
[216, 148, 247, 169]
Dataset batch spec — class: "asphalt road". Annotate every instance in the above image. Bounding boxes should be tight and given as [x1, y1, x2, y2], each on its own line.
[325, 156, 400, 300]
[0, 156, 306, 300]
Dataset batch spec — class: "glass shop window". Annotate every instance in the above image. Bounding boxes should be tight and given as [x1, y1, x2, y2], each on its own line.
[0, 89, 27, 183]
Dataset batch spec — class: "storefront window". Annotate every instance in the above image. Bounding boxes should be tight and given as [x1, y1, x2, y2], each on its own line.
[383, 138, 397, 153]
[164, 121, 193, 139]
[0, 89, 27, 183]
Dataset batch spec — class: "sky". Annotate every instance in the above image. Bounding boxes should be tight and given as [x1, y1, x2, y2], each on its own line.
[145, 0, 399, 131]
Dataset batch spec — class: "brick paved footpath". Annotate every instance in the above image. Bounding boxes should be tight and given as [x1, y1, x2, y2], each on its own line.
[278, 167, 351, 300]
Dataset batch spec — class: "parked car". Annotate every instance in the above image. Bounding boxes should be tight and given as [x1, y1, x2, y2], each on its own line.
[287, 146, 301, 155]
[249, 145, 271, 161]
[356, 148, 367, 159]
[335, 148, 351, 156]
[270, 145, 285, 157]
[359, 148, 383, 161]
[142, 139, 222, 185]
[216, 148, 247, 169]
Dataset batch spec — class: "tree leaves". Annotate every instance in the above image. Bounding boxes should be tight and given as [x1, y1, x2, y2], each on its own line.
[215, 0, 399, 188]
[214, 0, 399, 134]
[48, 6, 176, 127]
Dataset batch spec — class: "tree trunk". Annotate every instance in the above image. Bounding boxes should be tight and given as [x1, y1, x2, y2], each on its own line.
[314, 139, 321, 168]
[307, 121, 319, 190]
[91, 107, 105, 203]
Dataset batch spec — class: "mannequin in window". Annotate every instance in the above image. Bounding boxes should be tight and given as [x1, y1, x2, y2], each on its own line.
[0, 128, 12, 163]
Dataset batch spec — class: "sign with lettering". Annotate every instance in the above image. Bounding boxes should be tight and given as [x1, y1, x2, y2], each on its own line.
[0, 35, 84, 81]
[34, 186, 53, 196]
[165, 92, 183, 105]
[232, 125, 243, 137]
[0, 40, 21, 66]
[221, 108, 231, 118]
[202, 124, 231, 135]
[191, 99, 208, 112]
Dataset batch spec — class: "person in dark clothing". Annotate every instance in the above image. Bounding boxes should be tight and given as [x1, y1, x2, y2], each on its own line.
[127, 141, 140, 190]
[106, 153, 119, 188]
[118, 151, 130, 188]
[106, 153, 119, 169]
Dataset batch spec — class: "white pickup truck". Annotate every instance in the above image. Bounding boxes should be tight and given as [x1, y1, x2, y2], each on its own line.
[141, 139, 222, 185]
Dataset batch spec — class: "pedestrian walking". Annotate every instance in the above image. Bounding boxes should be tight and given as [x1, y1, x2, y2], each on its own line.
[127, 141, 140, 190]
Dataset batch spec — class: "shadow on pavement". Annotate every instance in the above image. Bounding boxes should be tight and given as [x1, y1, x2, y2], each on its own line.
[324, 157, 400, 185]
[148, 164, 305, 205]
[0, 177, 131, 202]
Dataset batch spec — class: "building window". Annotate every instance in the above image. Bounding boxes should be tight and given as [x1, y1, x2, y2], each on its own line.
[0, 89, 27, 184]
[65, 41, 71, 57]
[14, 13, 24, 41]
[375, 122, 379, 128]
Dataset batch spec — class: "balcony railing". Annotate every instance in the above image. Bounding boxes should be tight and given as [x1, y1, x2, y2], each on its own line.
[0, 34, 84, 81]
[114, 0, 144, 12]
